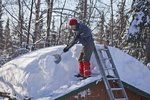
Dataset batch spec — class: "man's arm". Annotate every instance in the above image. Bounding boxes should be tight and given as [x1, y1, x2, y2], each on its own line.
[65, 33, 79, 50]
[63, 31, 80, 52]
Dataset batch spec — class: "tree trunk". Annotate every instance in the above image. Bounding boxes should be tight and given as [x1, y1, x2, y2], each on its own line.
[78, 0, 84, 21]
[56, 0, 67, 45]
[18, 0, 23, 46]
[0, 0, 4, 51]
[34, 0, 41, 48]
[4, 19, 11, 52]
[145, 27, 150, 64]
[26, 0, 34, 49]
[45, 0, 54, 47]
[116, 0, 127, 48]
[110, 0, 114, 46]
[83, 0, 87, 23]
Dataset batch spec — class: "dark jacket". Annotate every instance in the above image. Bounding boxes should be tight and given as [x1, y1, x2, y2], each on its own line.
[66, 23, 94, 49]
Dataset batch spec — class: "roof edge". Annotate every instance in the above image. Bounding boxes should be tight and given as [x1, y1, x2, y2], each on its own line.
[56, 80, 150, 100]
[123, 82, 150, 99]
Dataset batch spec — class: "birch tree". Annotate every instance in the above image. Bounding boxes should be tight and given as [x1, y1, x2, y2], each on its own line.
[34, 0, 41, 48]
[46, 0, 54, 47]
[0, 0, 4, 51]
[110, 0, 114, 46]
[26, 0, 34, 49]
[4, 18, 11, 53]
[18, 0, 23, 46]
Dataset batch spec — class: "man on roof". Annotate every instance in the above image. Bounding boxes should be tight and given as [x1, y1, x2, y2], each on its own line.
[63, 18, 95, 79]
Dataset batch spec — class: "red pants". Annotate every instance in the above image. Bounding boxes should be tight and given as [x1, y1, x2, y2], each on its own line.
[78, 46, 94, 77]
[79, 61, 91, 77]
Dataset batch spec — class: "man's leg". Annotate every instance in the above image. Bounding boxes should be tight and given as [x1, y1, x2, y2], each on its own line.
[82, 46, 94, 78]
[77, 52, 84, 76]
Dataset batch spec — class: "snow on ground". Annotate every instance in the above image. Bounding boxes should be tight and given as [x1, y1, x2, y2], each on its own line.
[0, 44, 150, 99]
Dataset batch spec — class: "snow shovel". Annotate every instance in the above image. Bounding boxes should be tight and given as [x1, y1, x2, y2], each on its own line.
[53, 52, 63, 64]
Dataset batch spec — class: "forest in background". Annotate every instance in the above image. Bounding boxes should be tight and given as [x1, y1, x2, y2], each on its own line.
[0, 0, 149, 67]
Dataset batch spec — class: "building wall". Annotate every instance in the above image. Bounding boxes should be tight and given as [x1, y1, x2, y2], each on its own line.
[67, 81, 149, 100]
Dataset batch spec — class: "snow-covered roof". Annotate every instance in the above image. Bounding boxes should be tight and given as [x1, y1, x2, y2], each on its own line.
[0, 44, 150, 99]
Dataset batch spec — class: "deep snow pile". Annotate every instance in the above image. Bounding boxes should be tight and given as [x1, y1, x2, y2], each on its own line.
[0, 44, 150, 99]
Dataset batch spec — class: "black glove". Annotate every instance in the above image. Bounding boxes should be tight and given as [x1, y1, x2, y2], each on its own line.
[63, 47, 69, 52]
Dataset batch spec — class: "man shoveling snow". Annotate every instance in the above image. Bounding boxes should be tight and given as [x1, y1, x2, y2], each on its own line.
[63, 18, 95, 79]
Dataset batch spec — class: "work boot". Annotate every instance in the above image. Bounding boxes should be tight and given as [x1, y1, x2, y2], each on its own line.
[83, 61, 91, 78]
[74, 74, 83, 77]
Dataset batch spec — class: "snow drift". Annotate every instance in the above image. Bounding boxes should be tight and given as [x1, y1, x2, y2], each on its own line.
[0, 44, 150, 99]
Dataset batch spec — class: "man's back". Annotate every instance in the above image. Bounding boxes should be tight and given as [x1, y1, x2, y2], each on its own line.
[75, 23, 94, 47]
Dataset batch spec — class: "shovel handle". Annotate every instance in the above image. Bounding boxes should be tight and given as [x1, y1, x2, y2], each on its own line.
[60, 51, 64, 55]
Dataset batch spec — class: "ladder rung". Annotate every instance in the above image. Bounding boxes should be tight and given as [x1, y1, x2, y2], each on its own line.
[104, 67, 115, 70]
[111, 88, 123, 91]
[97, 46, 128, 100]
[103, 57, 111, 60]
[115, 98, 127, 100]
[99, 48, 108, 51]
[107, 77, 119, 80]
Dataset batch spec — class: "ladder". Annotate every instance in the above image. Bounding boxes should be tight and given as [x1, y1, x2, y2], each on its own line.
[93, 45, 128, 100]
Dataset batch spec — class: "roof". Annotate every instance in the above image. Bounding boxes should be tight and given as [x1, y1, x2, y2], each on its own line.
[0, 45, 150, 99]
[56, 76, 150, 100]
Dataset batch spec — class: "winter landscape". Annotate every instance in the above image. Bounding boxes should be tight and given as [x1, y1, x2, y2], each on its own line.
[0, 44, 150, 99]
[0, 0, 150, 100]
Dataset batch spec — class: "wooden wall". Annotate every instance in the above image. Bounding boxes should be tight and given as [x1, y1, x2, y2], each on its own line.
[67, 81, 149, 100]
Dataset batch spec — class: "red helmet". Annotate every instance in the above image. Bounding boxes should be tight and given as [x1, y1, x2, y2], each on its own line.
[69, 18, 78, 25]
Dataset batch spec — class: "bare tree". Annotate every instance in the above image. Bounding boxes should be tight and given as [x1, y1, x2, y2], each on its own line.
[34, 0, 41, 48]
[114, 0, 127, 48]
[56, 0, 67, 45]
[4, 18, 11, 53]
[18, 0, 23, 46]
[77, 0, 87, 23]
[45, 0, 54, 47]
[77, 0, 84, 21]
[26, 0, 35, 49]
[110, 0, 114, 46]
[83, 0, 87, 23]
[0, 0, 4, 51]
[95, 12, 105, 44]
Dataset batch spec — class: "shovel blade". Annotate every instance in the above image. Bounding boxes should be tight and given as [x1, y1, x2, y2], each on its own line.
[53, 54, 62, 64]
